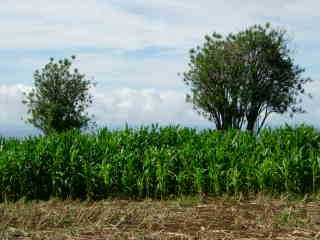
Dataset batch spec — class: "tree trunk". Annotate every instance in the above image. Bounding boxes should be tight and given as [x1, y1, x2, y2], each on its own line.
[246, 110, 259, 132]
[246, 118, 256, 132]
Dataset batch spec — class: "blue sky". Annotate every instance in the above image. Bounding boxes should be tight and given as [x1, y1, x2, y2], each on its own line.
[0, 0, 319, 136]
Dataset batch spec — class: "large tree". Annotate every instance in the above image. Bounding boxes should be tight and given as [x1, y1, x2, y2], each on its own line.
[23, 56, 94, 134]
[183, 23, 311, 132]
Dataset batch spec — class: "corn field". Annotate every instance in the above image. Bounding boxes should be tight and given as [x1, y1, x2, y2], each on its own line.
[0, 125, 320, 201]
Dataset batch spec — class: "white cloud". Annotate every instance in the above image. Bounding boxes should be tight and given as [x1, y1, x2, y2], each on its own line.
[0, 84, 30, 123]
[90, 87, 206, 126]
[2, 0, 319, 50]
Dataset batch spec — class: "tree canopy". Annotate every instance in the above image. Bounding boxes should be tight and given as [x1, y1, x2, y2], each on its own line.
[183, 23, 311, 132]
[23, 56, 94, 134]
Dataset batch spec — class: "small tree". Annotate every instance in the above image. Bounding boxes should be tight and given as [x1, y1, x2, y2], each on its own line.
[183, 23, 311, 132]
[23, 56, 94, 134]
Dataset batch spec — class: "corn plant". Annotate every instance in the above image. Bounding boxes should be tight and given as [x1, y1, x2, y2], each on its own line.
[0, 124, 320, 201]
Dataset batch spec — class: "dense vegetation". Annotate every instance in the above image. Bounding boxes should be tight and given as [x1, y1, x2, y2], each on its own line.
[183, 23, 311, 133]
[0, 125, 319, 201]
[22, 56, 94, 134]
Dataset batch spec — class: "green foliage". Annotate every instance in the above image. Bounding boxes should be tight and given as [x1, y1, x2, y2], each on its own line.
[0, 125, 320, 201]
[183, 23, 311, 132]
[22, 56, 94, 135]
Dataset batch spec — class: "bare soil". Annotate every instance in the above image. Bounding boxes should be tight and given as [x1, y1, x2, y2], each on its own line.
[1, 195, 320, 239]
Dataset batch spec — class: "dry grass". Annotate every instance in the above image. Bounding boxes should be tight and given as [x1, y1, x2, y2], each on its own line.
[1, 195, 320, 240]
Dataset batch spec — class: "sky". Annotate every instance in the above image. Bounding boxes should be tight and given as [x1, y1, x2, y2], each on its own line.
[0, 0, 319, 136]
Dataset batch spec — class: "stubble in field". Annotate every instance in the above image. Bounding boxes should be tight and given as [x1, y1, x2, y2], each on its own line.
[1, 195, 320, 240]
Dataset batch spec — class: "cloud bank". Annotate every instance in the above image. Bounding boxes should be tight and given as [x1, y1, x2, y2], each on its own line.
[0, 84, 210, 136]
[1, 81, 319, 137]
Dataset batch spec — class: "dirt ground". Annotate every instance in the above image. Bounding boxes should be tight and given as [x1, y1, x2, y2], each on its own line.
[1, 194, 320, 240]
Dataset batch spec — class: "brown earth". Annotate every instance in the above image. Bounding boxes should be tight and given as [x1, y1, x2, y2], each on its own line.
[1, 194, 320, 240]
